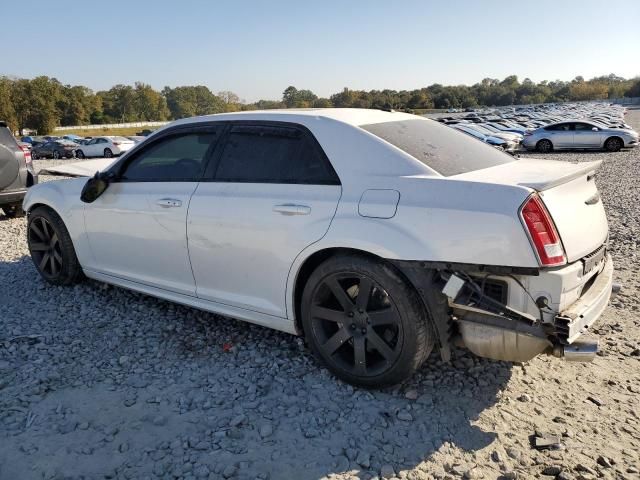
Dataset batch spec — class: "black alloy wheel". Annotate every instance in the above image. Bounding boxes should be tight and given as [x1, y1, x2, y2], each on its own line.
[28, 216, 63, 278]
[302, 254, 434, 387]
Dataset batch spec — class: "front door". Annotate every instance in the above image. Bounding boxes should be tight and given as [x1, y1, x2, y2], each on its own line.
[573, 122, 603, 148]
[187, 123, 342, 317]
[83, 128, 221, 295]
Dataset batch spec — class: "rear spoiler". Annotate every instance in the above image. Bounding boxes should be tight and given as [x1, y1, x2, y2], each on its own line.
[516, 160, 602, 191]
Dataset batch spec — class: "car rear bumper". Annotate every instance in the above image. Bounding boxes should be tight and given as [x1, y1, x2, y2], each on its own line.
[554, 254, 613, 344]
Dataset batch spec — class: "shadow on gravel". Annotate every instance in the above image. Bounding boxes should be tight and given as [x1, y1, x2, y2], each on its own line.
[1, 256, 511, 480]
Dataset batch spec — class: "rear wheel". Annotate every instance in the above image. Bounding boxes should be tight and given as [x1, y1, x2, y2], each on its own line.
[536, 139, 553, 153]
[604, 137, 622, 152]
[27, 207, 83, 285]
[2, 204, 25, 218]
[53, 150, 60, 159]
[301, 253, 434, 387]
[104, 148, 113, 158]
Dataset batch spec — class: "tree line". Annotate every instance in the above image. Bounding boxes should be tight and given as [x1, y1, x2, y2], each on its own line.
[0, 74, 638, 134]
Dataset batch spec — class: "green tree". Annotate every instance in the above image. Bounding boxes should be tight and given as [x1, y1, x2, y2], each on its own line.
[0, 77, 18, 132]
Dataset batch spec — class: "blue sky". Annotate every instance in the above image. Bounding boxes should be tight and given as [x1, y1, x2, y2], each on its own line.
[2, 0, 639, 101]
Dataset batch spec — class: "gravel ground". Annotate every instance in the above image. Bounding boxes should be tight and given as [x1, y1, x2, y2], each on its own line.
[1, 113, 639, 480]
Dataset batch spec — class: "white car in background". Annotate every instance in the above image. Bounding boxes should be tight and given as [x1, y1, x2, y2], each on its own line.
[75, 136, 135, 159]
[23, 109, 614, 387]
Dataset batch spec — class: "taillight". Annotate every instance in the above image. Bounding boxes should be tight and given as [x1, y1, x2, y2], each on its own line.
[112, 142, 120, 146]
[19, 145, 32, 165]
[520, 194, 566, 267]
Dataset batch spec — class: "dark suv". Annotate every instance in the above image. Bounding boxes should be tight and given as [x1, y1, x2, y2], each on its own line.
[0, 121, 38, 217]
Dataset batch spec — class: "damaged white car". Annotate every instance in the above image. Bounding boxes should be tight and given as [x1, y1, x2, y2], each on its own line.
[24, 109, 614, 387]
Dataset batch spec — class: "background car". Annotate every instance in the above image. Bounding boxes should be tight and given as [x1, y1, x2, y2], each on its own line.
[75, 136, 135, 158]
[523, 121, 639, 152]
[0, 121, 37, 217]
[31, 140, 79, 159]
[453, 124, 518, 151]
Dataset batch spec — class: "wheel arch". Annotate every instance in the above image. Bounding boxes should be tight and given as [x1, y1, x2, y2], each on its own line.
[290, 246, 422, 337]
[604, 135, 623, 148]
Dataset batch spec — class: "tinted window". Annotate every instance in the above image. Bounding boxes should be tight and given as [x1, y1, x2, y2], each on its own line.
[213, 125, 339, 184]
[121, 131, 218, 181]
[361, 119, 515, 177]
[574, 123, 594, 131]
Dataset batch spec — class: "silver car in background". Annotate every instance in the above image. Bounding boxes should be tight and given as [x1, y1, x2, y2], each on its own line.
[523, 120, 639, 153]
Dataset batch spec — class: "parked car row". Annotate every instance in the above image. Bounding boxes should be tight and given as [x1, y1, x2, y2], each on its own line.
[22, 135, 138, 159]
[435, 102, 639, 153]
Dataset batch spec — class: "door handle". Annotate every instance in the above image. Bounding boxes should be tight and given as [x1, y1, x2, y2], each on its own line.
[156, 198, 182, 208]
[273, 204, 311, 215]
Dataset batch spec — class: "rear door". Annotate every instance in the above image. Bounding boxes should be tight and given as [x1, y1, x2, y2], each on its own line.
[0, 127, 20, 190]
[187, 122, 342, 318]
[547, 123, 573, 148]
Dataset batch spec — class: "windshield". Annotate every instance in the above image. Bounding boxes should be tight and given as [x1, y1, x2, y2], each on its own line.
[361, 119, 515, 177]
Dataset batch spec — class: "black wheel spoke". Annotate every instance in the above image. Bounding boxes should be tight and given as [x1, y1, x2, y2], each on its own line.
[50, 232, 59, 248]
[353, 336, 367, 375]
[49, 255, 58, 275]
[39, 217, 50, 240]
[39, 252, 50, 271]
[30, 242, 48, 251]
[367, 329, 396, 361]
[310, 305, 346, 323]
[323, 327, 352, 355]
[355, 278, 372, 310]
[30, 223, 46, 242]
[368, 308, 395, 326]
[53, 251, 62, 265]
[327, 278, 354, 310]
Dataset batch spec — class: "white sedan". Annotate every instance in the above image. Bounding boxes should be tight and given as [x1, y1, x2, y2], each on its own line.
[75, 136, 135, 159]
[23, 109, 614, 387]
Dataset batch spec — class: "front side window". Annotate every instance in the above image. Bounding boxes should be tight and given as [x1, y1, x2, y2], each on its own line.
[213, 125, 339, 184]
[120, 131, 218, 181]
[574, 123, 594, 131]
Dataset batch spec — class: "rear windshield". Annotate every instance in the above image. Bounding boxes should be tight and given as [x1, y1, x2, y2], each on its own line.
[361, 119, 515, 177]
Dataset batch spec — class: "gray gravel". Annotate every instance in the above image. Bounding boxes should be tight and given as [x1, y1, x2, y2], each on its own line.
[1, 112, 640, 479]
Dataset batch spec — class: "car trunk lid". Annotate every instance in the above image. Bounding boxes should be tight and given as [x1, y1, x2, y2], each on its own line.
[455, 158, 608, 263]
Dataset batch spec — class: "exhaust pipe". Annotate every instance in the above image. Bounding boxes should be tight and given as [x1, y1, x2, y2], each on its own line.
[552, 340, 599, 362]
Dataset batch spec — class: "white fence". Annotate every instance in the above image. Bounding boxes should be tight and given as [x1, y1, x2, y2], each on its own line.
[54, 121, 170, 132]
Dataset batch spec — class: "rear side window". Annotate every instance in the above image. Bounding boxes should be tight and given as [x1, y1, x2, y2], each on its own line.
[361, 119, 515, 177]
[213, 125, 339, 184]
[120, 131, 218, 181]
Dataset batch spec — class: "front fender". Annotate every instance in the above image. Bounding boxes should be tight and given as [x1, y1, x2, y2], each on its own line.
[23, 178, 91, 267]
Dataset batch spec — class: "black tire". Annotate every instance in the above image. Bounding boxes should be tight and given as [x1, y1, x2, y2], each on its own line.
[536, 139, 553, 153]
[53, 150, 60, 159]
[31, 151, 39, 160]
[104, 148, 113, 158]
[301, 253, 434, 387]
[2, 204, 25, 218]
[27, 206, 83, 286]
[604, 137, 623, 152]
[76, 150, 85, 159]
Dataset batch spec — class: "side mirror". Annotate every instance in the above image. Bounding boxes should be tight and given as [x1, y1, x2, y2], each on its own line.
[80, 171, 111, 203]
[592, 127, 598, 131]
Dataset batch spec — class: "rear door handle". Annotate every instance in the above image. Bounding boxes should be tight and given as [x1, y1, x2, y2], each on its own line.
[156, 198, 182, 208]
[273, 204, 311, 215]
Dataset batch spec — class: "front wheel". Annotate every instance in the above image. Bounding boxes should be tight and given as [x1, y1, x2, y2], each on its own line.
[604, 137, 622, 152]
[301, 254, 434, 387]
[103, 148, 113, 158]
[52, 151, 60, 159]
[76, 150, 85, 159]
[27, 206, 83, 285]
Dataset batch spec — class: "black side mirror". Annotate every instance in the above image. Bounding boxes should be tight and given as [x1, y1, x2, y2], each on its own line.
[80, 171, 112, 203]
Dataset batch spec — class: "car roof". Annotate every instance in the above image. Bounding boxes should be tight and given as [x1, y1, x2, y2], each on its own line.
[167, 108, 417, 129]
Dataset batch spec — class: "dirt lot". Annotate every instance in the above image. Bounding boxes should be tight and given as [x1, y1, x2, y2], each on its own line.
[1, 112, 639, 480]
